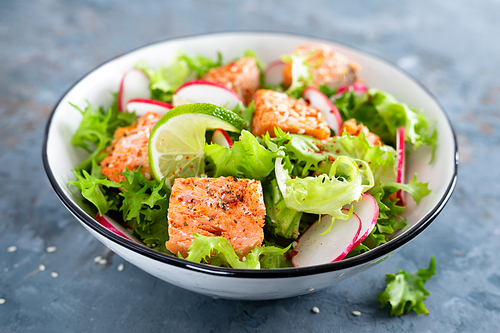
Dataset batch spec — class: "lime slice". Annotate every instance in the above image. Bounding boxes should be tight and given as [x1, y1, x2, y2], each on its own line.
[148, 103, 246, 185]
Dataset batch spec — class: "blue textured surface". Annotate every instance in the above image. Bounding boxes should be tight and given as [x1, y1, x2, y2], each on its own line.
[1, 0, 499, 331]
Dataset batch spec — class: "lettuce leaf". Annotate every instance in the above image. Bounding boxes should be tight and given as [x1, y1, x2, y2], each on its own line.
[275, 155, 374, 219]
[68, 161, 122, 214]
[332, 89, 437, 157]
[282, 53, 314, 98]
[320, 133, 397, 190]
[70, 101, 135, 171]
[232, 101, 255, 128]
[135, 50, 192, 103]
[181, 52, 223, 78]
[261, 128, 327, 177]
[264, 179, 303, 239]
[205, 130, 279, 181]
[384, 174, 432, 205]
[377, 257, 436, 316]
[119, 168, 169, 222]
[184, 233, 290, 269]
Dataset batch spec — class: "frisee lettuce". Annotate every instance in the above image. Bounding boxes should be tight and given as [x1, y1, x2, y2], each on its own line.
[377, 257, 436, 316]
[70, 100, 135, 171]
[68, 160, 122, 214]
[184, 233, 290, 269]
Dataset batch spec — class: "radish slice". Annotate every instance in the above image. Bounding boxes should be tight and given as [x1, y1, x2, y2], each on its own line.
[126, 98, 173, 116]
[118, 69, 151, 112]
[395, 126, 406, 205]
[264, 59, 285, 86]
[173, 80, 242, 109]
[292, 214, 362, 267]
[95, 214, 141, 243]
[351, 193, 379, 248]
[302, 88, 343, 135]
[334, 83, 369, 97]
[211, 128, 233, 148]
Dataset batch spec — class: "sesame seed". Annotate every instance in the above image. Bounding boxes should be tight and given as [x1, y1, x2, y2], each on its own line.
[51, 272, 59, 278]
[94, 256, 102, 263]
[298, 128, 306, 134]
[117, 263, 124, 272]
[312, 307, 320, 314]
[352, 310, 361, 316]
[7, 246, 17, 252]
[175, 155, 183, 161]
[46, 246, 57, 253]
[39, 264, 46, 271]
[98, 259, 107, 265]
[0, 299, 5, 305]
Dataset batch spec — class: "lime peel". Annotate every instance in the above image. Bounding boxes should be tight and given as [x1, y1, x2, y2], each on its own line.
[148, 103, 245, 185]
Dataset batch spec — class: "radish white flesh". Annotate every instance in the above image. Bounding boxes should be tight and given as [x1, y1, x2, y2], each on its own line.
[351, 193, 379, 248]
[96, 214, 141, 243]
[126, 98, 173, 116]
[264, 59, 285, 86]
[302, 88, 343, 135]
[173, 80, 242, 109]
[118, 69, 151, 112]
[211, 128, 233, 148]
[395, 126, 406, 205]
[292, 214, 362, 267]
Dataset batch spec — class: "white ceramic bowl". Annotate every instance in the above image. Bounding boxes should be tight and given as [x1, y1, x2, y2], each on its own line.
[43, 32, 458, 300]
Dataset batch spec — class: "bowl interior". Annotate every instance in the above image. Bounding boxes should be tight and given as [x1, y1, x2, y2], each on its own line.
[44, 32, 457, 269]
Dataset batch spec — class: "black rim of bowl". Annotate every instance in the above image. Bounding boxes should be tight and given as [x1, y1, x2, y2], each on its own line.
[42, 31, 459, 279]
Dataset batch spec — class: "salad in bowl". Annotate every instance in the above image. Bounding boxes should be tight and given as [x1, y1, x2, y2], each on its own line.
[67, 42, 437, 269]
[43, 32, 457, 299]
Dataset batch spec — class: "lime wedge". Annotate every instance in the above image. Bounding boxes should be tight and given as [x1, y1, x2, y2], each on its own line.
[148, 103, 245, 185]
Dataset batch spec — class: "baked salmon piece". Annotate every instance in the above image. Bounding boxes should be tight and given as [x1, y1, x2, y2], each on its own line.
[341, 118, 383, 146]
[202, 57, 260, 106]
[100, 112, 162, 183]
[251, 89, 331, 140]
[166, 177, 266, 258]
[283, 44, 359, 90]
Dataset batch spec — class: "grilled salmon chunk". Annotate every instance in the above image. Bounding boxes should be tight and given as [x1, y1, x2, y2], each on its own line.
[341, 118, 383, 146]
[202, 57, 260, 105]
[252, 89, 331, 140]
[283, 44, 358, 90]
[100, 112, 162, 182]
[166, 177, 266, 258]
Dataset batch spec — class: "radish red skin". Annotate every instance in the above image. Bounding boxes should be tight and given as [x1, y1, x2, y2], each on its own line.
[264, 59, 285, 86]
[335, 82, 368, 96]
[292, 213, 362, 267]
[211, 128, 233, 148]
[303, 88, 343, 135]
[96, 213, 134, 241]
[174, 79, 242, 100]
[126, 98, 173, 115]
[351, 193, 379, 249]
[395, 126, 406, 205]
[117, 69, 151, 113]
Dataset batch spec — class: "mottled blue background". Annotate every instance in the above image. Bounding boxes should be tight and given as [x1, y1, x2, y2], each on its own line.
[1, 0, 499, 332]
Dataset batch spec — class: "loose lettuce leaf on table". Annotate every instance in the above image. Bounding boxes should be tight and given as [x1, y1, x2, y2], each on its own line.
[377, 257, 436, 316]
